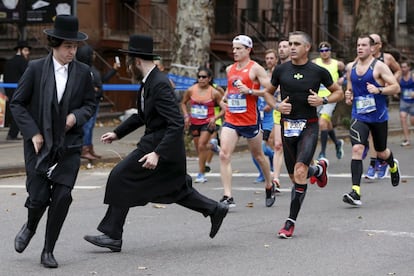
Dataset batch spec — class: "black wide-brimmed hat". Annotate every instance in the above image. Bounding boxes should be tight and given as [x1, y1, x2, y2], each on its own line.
[43, 15, 88, 41]
[119, 34, 158, 60]
[14, 40, 31, 50]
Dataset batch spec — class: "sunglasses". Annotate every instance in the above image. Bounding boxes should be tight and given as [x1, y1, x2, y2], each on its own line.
[198, 75, 208, 79]
[319, 48, 331, 53]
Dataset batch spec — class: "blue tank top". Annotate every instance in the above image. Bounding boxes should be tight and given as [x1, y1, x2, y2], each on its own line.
[350, 59, 388, 122]
[257, 97, 274, 131]
[400, 74, 414, 103]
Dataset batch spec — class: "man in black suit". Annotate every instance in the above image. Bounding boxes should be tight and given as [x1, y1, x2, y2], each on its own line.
[3, 40, 30, 140]
[84, 34, 228, 252]
[10, 15, 95, 268]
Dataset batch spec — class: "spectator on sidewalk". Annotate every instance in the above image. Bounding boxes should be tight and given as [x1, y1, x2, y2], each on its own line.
[154, 56, 175, 89]
[3, 40, 31, 140]
[76, 45, 119, 162]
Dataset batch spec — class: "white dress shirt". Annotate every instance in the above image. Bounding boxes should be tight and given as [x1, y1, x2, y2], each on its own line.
[52, 57, 68, 103]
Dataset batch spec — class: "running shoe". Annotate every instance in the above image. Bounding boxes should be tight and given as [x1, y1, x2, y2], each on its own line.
[342, 190, 362, 206]
[376, 161, 389, 179]
[204, 165, 211, 173]
[364, 165, 376, 179]
[401, 140, 410, 147]
[195, 173, 207, 183]
[209, 138, 220, 154]
[254, 175, 265, 183]
[311, 158, 329, 188]
[390, 159, 400, 187]
[272, 178, 281, 193]
[265, 183, 276, 207]
[278, 220, 295, 239]
[336, 139, 344, 159]
[219, 196, 236, 208]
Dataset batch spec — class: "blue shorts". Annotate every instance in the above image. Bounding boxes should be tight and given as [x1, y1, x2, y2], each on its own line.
[223, 122, 260, 139]
[400, 100, 414, 116]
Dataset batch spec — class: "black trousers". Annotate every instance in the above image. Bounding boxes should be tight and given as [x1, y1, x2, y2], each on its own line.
[25, 181, 72, 253]
[97, 188, 218, 240]
[5, 102, 19, 138]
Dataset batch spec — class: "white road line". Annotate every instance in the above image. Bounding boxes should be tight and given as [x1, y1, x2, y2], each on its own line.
[211, 187, 291, 192]
[2, 172, 412, 189]
[0, 185, 102, 190]
[362, 229, 414, 238]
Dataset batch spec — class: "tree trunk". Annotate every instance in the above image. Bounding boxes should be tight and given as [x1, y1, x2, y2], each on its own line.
[354, 0, 394, 43]
[170, 0, 214, 78]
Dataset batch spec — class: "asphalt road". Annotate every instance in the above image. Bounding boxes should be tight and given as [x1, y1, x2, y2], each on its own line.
[0, 136, 413, 276]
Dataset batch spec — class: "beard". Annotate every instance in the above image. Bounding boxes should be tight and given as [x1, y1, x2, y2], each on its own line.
[130, 65, 143, 83]
[127, 56, 144, 83]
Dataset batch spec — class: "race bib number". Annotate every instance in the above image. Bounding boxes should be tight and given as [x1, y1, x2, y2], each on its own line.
[402, 88, 413, 101]
[283, 119, 306, 137]
[227, 94, 247, 113]
[191, 104, 208, 119]
[355, 95, 376, 114]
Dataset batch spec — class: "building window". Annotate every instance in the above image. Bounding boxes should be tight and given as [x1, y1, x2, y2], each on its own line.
[246, 0, 258, 22]
[215, 0, 235, 35]
[398, 0, 407, 23]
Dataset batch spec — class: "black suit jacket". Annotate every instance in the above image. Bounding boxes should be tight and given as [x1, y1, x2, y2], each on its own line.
[104, 66, 190, 207]
[10, 54, 96, 187]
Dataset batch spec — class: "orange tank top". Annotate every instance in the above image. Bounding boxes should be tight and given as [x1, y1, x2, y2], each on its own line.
[225, 60, 260, 126]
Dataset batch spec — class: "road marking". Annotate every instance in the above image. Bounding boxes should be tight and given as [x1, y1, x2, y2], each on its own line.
[0, 185, 102, 190]
[211, 186, 291, 192]
[362, 229, 414, 238]
[2, 172, 412, 189]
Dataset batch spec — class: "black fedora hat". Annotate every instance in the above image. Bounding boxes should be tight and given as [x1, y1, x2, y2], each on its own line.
[14, 40, 31, 50]
[43, 15, 88, 41]
[119, 34, 158, 60]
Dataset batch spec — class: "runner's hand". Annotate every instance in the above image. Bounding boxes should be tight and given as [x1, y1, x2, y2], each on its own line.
[307, 90, 322, 107]
[278, 97, 291, 114]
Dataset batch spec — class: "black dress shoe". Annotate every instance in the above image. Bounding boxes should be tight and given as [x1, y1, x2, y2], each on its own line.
[209, 202, 229, 238]
[15, 223, 35, 253]
[41, 250, 58, 268]
[84, 234, 122, 252]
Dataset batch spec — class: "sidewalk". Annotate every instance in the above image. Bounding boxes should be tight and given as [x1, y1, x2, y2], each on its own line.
[0, 103, 410, 177]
